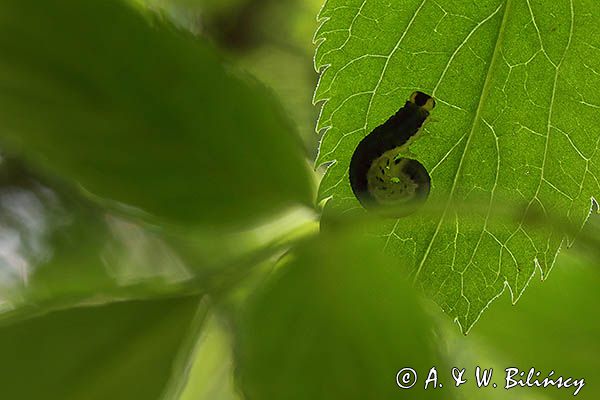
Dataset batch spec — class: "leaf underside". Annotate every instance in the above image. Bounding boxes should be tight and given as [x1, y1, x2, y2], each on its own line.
[314, 0, 600, 332]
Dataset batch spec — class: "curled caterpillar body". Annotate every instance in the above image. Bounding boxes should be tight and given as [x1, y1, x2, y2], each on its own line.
[349, 91, 434, 217]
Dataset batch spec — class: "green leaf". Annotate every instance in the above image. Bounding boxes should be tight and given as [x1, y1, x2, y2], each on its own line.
[0, 296, 204, 400]
[471, 251, 600, 399]
[178, 311, 241, 400]
[236, 228, 451, 400]
[0, 159, 317, 315]
[314, 0, 600, 332]
[436, 220, 600, 399]
[0, 0, 313, 229]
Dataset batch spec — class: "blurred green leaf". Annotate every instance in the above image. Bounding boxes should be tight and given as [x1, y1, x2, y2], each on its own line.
[0, 296, 204, 400]
[178, 310, 241, 400]
[467, 249, 600, 399]
[314, 0, 600, 332]
[0, 0, 313, 229]
[0, 159, 318, 316]
[144, 0, 324, 154]
[236, 227, 453, 399]
[428, 246, 599, 400]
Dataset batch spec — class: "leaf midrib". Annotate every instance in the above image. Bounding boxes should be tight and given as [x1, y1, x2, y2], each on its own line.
[411, 0, 512, 285]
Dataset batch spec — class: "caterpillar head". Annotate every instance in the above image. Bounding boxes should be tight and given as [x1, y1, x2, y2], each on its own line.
[409, 91, 436, 112]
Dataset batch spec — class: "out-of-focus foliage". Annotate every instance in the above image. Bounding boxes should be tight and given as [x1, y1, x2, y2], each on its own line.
[470, 236, 600, 399]
[141, 0, 324, 155]
[0, 159, 316, 314]
[179, 311, 241, 400]
[235, 227, 452, 400]
[161, 215, 600, 400]
[0, 296, 204, 400]
[233, 0, 323, 155]
[0, 158, 193, 312]
[0, 0, 312, 229]
[433, 221, 600, 400]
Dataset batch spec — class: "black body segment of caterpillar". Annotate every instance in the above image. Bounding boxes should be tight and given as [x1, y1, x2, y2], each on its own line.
[349, 91, 435, 216]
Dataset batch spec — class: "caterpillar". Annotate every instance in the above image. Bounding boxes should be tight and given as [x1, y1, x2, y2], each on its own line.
[348, 91, 435, 217]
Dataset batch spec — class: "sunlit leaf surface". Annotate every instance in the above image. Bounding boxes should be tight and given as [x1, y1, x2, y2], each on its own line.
[314, 0, 600, 332]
